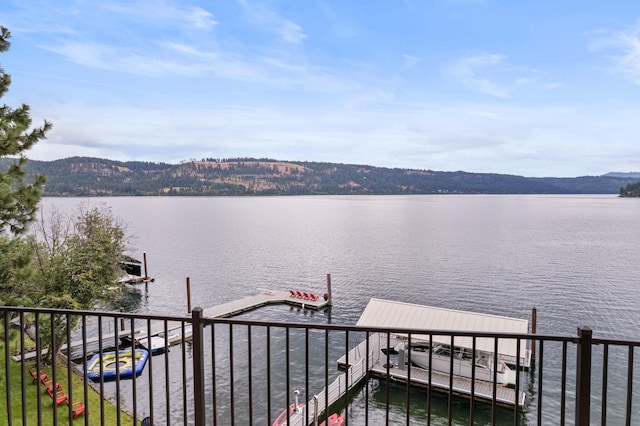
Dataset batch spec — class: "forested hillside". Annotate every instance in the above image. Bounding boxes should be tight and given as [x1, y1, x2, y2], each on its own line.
[620, 181, 640, 197]
[2, 157, 638, 196]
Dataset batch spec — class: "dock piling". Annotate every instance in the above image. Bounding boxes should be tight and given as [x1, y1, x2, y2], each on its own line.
[143, 252, 149, 290]
[531, 307, 537, 359]
[186, 277, 192, 314]
[326, 274, 332, 305]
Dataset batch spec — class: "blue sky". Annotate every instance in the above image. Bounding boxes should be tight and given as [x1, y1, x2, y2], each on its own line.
[1, 0, 639, 177]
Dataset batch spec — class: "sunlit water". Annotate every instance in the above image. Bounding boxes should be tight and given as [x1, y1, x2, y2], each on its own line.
[43, 195, 640, 425]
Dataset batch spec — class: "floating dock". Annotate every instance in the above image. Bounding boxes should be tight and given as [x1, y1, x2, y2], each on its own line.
[52, 288, 330, 359]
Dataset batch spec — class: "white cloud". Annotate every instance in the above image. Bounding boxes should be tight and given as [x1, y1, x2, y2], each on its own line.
[447, 51, 537, 98]
[103, 1, 217, 31]
[591, 20, 640, 85]
[402, 54, 420, 69]
[236, 0, 307, 44]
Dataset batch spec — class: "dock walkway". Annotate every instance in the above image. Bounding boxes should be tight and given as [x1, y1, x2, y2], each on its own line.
[58, 289, 329, 356]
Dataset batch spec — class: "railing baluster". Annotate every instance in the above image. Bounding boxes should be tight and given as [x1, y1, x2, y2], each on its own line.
[561, 340, 567, 426]
[345, 329, 349, 426]
[146, 318, 154, 426]
[449, 335, 455, 426]
[492, 337, 498, 426]
[249, 324, 254, 425]
[114, 315, 121, 426]
[181, 321, 188, 426]
[427, 334, 433, 426]
[19, 312, 26, 424]
[3, 312, 11, 426]
[325, 329, 329, 421]
[191, 307, 205, 426]
[601, 343, 608, 426]
[66, 313, 73, 425]
[385, 332, 391, 426]
[98, 316, 105, 425]
[406, 332, 411, 426]
[470, 336, 475, 426]
[626, 345, 633, 426]
[82, 315, 89, 426]
[50, 312, 58, 426]
[229, 323, 235, 426]
[35, 311, 42, 426]
[130, 317, 137, 424]
[575, 326, 592, 426]
[211, 322, 218, 425]
[365, 331, 370, 426]
[285, 326, 290, 426]
[267, 325, 272, 426]
[537, 340, 544, 426]
[304, 327, 309, 426]
[514, 337, 521, 426]
[164, 319, 170, 426]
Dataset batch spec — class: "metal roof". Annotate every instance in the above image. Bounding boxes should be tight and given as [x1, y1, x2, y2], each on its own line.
[356, 298, 529, 359]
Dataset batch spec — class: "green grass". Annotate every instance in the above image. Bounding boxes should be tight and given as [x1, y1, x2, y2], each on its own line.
[1, 334, 138, 425]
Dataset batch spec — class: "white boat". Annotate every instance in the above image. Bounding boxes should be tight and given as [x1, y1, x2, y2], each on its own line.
[138, 336, 169, 355]
[397, 341, 516, 387]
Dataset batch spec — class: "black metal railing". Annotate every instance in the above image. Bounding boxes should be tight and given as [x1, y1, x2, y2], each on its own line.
[1, 305, 639, 425]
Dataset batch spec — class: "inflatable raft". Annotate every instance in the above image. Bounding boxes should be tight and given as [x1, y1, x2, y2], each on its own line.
[86, 349, 149, 382]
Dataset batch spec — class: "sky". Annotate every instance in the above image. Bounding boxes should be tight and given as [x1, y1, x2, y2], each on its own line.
[1, 1, 640, 177]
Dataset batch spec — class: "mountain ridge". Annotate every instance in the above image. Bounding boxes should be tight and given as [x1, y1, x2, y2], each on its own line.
[4, 156, 638, 196]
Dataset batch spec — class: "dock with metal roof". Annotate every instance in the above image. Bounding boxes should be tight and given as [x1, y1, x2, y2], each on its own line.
[356, 298, 532, 369]
[336, 332, 526, 409]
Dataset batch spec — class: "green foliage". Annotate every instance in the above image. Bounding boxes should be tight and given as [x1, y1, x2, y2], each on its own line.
[620, 181, 640, 197]
[31, 204, 129, 310]
[17, 204, 131, 363]
[0, 235, 38, 306]
[0, 26, 51, 235]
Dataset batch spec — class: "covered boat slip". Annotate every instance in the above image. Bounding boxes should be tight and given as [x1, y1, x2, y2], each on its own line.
[355, 298, 531, 369]
[336, 333, 526, 409]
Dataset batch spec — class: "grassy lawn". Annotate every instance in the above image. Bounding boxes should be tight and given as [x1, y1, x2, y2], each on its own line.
[1, 332, 138, 425]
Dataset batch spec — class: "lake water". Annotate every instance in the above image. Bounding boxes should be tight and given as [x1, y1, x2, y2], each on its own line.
[42, 195, 640, 424]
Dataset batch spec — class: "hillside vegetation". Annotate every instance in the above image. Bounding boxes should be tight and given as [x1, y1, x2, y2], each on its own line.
[3, 157, 638, 196]
[620, 181, 640, 197]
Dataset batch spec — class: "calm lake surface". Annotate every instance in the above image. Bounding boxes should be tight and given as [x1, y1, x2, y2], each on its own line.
[43, 195, 640, 425]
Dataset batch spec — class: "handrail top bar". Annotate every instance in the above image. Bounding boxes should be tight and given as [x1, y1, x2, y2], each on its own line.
[1, 304, 594, 343]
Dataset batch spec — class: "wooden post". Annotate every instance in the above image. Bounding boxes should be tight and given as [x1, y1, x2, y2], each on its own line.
[143, 252, 149, 278]
[326, 274, 332, 305]
[186, 277, 192, 314]
[119, 308, 125, 331]
[143, 252, 149, 291]
[531, 307, 537, 359]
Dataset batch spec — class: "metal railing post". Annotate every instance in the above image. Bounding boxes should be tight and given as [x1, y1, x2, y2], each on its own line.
[192, 307, 206, 426]
[575, 326, 592, 426]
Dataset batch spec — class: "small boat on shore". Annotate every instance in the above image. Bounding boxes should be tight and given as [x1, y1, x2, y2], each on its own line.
[138, 336, 169, 355]
[86, 349, 149, 381]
